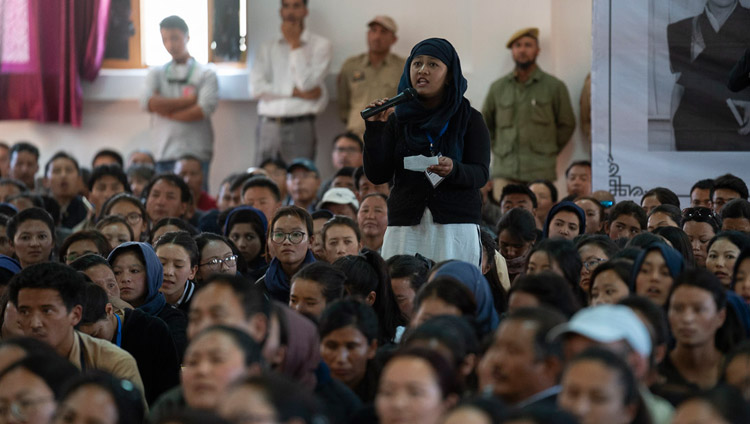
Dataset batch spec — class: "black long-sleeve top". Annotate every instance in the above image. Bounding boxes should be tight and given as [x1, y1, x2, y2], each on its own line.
[363, 107, 490, 226]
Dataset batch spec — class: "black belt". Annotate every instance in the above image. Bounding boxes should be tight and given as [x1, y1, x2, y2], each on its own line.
[261, 114, 315, 124]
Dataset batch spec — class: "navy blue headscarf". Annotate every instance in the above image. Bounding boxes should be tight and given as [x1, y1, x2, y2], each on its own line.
[107, 242, 166, 317]
[629, 242, 685, 293]
[543, 201, 586, 239]
[432, 261, 499, 336]
[395, 38, 472, 161]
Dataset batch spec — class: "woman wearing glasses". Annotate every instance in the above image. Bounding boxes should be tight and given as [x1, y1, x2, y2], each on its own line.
[682, 207, 722, 268]
[102, 193, 149, 242]
[258, 206, 316, 303]
[194, 233, 243, 282]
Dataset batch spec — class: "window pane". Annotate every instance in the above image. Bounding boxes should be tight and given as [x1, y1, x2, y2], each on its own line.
[142, 0, 208, 66]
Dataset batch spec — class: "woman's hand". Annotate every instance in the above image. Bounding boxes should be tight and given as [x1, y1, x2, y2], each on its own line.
[427, 156, 453, 177]
[364, 98, 395, 122]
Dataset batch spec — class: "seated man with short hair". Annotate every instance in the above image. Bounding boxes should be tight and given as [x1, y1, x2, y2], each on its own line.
[8, 262, 146, 403]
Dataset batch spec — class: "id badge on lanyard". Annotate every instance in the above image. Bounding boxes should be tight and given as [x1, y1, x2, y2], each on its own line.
[424, 123, 449, 188]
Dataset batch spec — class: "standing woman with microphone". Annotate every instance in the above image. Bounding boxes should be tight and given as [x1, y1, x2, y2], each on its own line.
[363, 38, 490, 265]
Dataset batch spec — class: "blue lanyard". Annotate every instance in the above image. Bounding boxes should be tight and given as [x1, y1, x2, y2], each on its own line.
[426, 122, 449, 155]
[115, 314, 122, 347]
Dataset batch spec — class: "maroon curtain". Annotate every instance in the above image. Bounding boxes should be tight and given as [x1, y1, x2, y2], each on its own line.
[0, 0, 111, 127]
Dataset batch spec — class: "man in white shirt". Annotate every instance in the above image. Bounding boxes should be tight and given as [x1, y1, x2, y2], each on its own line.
[250, 0, 332, 163]
[141, 15, 219, 182]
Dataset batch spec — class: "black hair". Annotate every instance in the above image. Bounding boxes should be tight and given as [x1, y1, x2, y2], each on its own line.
[619, 295, 669, 367]
[691, 178, 715, 195]
[496, 207, 537, 242]
[8, 262, 86, 311]
[707, 231, 750, 260]
[231, 373, 322, 424]
[680, 385, 750, 424]
[224, 207, 267, 258]
[333, 249, 403, 343]
[101, 193, 149, 226]
[59, 372, 145, 424]
[353, 167, 365, 191]
[626, 232, 666, 249]
[589, 258, 633, 295]
[241, 176, 281, 201]
[653, 226, 696, 267]
[641, 187, 680, 208]
[318, 299, 378, 343]
[529, 179, 559, 203]
[0, 354, 80, 399]
[292, 262, 346, 302]
[150, 217, 198, 244]
[500, 184, 538, 208]
[269, 206, 314, 240]
[69, 252, 111, 272]
[505, 407, 578, 424]
[228, 173, 254, 193]
[0, 336, 58, 357]
[565, 347, 644, 420]
[414, 275, 477, 320]
[682, 206, 722, 233]
[10, 142, 39, 160]
[6, 206, 55, 243]
[576, 234, 620, 258]
[311, 209, 334, 221]
[126, 164, 155, 184]
[93, 149, 124, 168]
[508, 272, 581, 318]
[608, 200, 647, 229]
[40, 195, 61, 225]
[712, 174, 749, 201]
[88, 164, 130, 193]
[333, 132, 364, 151]
[79, 282, 109, 324]
[44, 151, 80, 176]
[648, 204, 682, 227]
[322, 215, 361, 244]
[504, 307, 567, 360]
[258, 157, 288, 171]
[7, 192, 44, 209]
[528, 238, 585, 304]
[193, 232, 248, 277]
[159, 15, 189, 35]
[191, 325, 264, 367]
[197, 274, 270, 319]
[403, 315, 480, 370]
[0, 178, 28, 193]
[60, 230, 112, 263]
[386, 254, 432, 292]
[565, 160, 591, 178]
[333, 166, 356, 180]
[669, 269, 736, 352]
[95, 215, 135, 242]
[154, 230, 200, 267]
[480, 229, 508, 313]
[383, 347, 462, 399]
[721, 198, 750, 221]
[143, 173, 192, 205]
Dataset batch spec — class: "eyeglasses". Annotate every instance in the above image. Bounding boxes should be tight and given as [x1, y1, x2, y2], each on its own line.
[583, 257, 606, 271]
[271, 231, 306, 244]
[200, 254, 238, 268]
[0, 397, 54, 420]
[118, 212, 143, 225]
[64, 250, 97, 263]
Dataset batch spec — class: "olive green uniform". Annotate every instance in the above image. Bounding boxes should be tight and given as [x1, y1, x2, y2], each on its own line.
[482, 66, 576, 181]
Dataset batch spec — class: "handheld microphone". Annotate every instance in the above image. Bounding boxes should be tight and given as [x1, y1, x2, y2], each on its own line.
[360, 88, 417, 120]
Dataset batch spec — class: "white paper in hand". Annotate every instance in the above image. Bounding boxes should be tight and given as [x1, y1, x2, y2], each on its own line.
[404, 155, 439, 172]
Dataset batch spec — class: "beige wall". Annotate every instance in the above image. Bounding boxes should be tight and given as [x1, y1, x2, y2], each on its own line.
[0, 0, 592, 195]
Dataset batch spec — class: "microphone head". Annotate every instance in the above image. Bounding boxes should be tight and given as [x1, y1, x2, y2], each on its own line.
[403, 87, 417, 100]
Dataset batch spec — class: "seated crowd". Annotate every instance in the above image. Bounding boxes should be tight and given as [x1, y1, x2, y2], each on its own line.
[1, 140, 750, 424]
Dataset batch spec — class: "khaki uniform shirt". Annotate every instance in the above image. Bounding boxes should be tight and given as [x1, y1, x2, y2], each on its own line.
[68, 331, 147, 406]
[482, 67, 576, 181]
[337, 52, 405, 138]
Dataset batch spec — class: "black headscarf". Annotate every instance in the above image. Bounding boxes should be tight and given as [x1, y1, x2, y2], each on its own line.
[395, 38, 472, 161]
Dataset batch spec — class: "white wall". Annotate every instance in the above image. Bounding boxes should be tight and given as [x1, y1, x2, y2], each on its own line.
[0, 0, 593, 195]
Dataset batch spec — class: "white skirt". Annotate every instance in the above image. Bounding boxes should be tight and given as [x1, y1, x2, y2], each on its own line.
[380, 208, 482, 267]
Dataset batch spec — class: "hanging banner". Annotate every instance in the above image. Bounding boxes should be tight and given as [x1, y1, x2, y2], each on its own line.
[592, 0, 750, 206]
